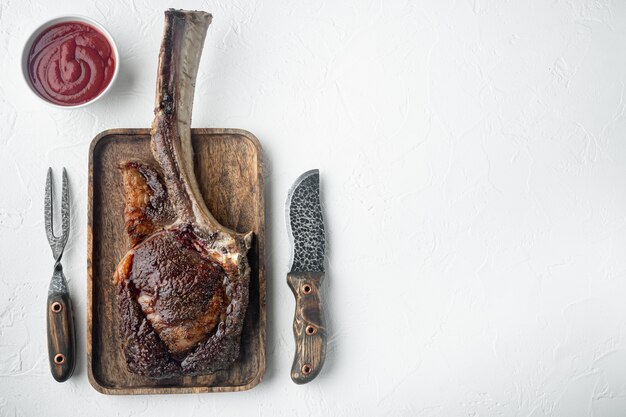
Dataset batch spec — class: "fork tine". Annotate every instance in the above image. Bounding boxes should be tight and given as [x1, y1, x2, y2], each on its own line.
[45, 167, 55, 244]
[61, 167, 70, 243]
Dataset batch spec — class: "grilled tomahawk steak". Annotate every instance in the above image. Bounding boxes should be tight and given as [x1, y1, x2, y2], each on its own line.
[113, 9, 253, 378]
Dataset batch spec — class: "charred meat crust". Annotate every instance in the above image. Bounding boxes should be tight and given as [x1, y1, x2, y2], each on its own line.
[118, 230, 226, 358]
[117, 280, 181, 378]
[114, 226, 249, 376]
[119, 161, 173, 247]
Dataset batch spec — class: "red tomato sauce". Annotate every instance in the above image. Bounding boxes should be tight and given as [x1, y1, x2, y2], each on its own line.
[28, 21, 116, 106]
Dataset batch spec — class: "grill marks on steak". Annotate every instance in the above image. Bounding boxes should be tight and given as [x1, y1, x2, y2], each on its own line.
[113, 9, 253, 378]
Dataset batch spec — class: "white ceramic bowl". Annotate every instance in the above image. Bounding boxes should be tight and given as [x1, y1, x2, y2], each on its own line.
[21, 15, 119, 109]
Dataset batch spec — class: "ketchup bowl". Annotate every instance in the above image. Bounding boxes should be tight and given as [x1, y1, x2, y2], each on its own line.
[21, 16, 119, 108]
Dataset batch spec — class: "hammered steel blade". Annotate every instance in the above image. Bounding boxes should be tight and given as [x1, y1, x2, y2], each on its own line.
[286, 169, 325, 273]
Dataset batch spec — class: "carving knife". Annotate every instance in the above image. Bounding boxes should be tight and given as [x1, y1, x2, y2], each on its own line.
[286, 169, 327, 384]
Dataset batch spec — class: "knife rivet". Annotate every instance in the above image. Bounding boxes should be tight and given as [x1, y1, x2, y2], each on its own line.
[54, 353, 65, 365]
[306, 325, 317, 335]
[51, 302, 63, 313]
[302, 364, 312, 375]
[302, 284, 312, 294]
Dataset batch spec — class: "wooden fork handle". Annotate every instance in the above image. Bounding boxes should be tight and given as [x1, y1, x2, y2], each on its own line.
[47, 290, 76, 382]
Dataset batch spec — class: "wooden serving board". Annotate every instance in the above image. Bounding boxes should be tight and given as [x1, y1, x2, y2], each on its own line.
[87, 128, 265, 394]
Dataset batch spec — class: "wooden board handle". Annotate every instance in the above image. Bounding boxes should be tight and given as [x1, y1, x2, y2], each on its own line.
[287, 272, 326, 384]
[47, 290, 76, 382]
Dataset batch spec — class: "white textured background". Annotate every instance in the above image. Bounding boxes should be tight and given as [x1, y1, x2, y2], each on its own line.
[2, 0, 626, 415]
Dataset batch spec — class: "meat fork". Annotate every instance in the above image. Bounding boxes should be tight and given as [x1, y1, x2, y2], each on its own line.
[45, 168, 76, 382]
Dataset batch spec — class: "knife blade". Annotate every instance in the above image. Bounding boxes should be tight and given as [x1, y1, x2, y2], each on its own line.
[286, 169, 326, 384]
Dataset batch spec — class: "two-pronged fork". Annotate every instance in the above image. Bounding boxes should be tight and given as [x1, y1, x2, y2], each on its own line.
[45, 168, 75, 382]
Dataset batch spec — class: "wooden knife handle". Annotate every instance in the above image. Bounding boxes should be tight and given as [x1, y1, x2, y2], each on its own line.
[47, 289, 76, 382]
[287, 272, 326, 384]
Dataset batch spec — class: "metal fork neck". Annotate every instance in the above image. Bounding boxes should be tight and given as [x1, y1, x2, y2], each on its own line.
[49, 261, 68, 295]
[50, 244, 65, 263]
